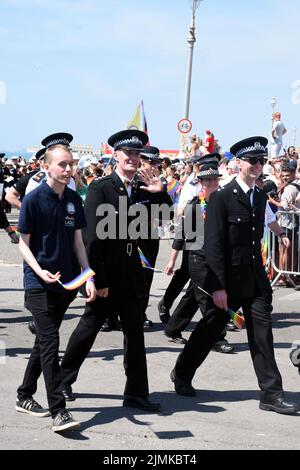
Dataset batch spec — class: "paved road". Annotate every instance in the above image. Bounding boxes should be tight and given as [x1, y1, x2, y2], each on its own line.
[0, 217, 299, 450]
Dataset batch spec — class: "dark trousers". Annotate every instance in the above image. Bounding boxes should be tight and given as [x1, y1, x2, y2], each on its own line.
[165, 281, 198, 336]
[176, 283, 283, 400]
[138, 238, 160, 315]
[165, 252, 226, 343]
[163, 250, 190, 309]
[17, 289, 76, 417]
[61, 296, 149, 397]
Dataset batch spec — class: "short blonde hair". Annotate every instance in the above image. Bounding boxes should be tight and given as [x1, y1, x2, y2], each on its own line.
[44, 145, 72, 164]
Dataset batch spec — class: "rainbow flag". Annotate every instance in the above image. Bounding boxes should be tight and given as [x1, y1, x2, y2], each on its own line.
[199, 194, 207, 221]
[194, 282, 245, 329]
[261, 231, 269, 266]
[167, 179, 181, 198]
[127, 100, 149, 143]
[138, 247, 162, 273]
[57, 267, 95, 291]
[10, 225, 20, 236]
[228, 308, 245, 329]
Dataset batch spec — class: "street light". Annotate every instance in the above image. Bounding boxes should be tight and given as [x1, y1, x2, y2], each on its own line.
[183, 0, 203, 119]
[293, 127, 297, 147]
[270, 96, 277, 119]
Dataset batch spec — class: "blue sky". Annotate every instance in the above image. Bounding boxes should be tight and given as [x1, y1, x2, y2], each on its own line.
[0, 0, 299, 152]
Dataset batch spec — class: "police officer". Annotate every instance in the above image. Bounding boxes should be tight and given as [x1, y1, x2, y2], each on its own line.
[0, 203, 19, 243]
[0, 153, 9, 208]
[171, 136, 299, 415]
[16, 142, 96, 432]
[60, 130, 168, 412]
[164, 161, 233, 352]
[157, 153, 223, 325]
[5, 148, 46, 209]
[139, 145, 173, 327]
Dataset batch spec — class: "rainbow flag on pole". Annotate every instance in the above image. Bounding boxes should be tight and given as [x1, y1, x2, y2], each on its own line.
[127, 100, 149, 143]
[138, 247, 162, 273]
[228, 308, 245, 329]
[57, 267, 95, 290]
[167, 179, 181, 198]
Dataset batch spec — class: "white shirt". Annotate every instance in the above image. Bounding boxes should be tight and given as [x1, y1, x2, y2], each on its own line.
[25, 170, 76, 194]
[235, 175, 276, 225]
[115, 169, 134, 198]
[177, 179, 201, 212]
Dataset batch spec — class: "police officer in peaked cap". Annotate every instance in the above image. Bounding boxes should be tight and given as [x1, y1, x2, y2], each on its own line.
[171, 136, 300, 415]
[60, 129, 172, 412]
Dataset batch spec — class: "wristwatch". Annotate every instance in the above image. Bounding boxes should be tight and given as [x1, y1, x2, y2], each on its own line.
[278, 232, 286, 241]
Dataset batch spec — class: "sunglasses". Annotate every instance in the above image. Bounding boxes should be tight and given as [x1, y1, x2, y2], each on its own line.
[241, 157, 265, 165]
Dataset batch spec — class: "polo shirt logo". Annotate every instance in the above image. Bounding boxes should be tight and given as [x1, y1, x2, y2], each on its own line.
[66, 202, 76, 215]
[65, 216, 75, 228]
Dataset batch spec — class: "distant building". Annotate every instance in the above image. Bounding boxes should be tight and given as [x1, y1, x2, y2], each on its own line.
[27, 144, 97, 156]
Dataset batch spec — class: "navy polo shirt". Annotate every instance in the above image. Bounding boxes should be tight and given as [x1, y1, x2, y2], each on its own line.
[18, 183, 86, 292]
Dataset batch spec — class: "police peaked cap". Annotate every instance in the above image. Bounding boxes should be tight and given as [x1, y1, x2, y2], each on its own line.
[230, 136, 268, 159]
[194, 152, 222, 166]
[140, 146, 160, 163]
[0, 153, 5, 158]
[41, 132, 73, 149]
[197, 163, 221, 179]
[108, 129, 148, 151]
[35, 148, 47, 160]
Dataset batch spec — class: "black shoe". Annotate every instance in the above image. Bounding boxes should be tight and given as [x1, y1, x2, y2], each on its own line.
[212, 341, 234, 354]
[110, 319, 122, 331]
[28, 321, 36, 335]
[259, 397, 300, 415]
[170, 368, 196, 396]
[165, 332, 187, 345]
[52, 410, 80, 432]
[143, 316, 153, 328]
[123, 396, 161, 412]
[158, 299, 171, 324]
[100, 321, 112, 332]
[62, 385, 76, 402]
[16, 397, 50, 417]
[226, 320, 239, 332]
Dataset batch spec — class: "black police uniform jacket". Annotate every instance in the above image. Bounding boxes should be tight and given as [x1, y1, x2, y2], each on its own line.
[83, 171, 172, 299]
[204, 178, 272, 299]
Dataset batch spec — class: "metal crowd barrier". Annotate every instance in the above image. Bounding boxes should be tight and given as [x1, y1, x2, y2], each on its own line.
[266, 210, 300, 287]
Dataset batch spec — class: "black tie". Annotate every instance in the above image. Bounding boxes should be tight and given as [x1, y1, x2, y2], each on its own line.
[247, 188, 253, 206]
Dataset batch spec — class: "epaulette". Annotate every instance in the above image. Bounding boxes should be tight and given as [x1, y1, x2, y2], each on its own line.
[32, 171, 46, 183]
[90, 175, 111, 186]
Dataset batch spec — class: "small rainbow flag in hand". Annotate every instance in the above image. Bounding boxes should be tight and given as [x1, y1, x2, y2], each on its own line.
[138, 247, 162, 273]
[228, 308, 245, 329]
[167, 179, 181, 198]
[57, 267, 95, 290]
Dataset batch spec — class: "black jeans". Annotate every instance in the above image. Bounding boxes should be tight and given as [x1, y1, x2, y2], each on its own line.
[61, 296, 149, 397]
[17, 289, 76, 417]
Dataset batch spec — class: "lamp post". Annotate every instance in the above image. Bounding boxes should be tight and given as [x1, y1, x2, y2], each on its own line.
[183, 0, 203, 119]
[269, 97, 277, 157]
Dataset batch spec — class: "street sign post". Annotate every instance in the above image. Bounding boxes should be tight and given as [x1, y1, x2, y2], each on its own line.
[177, 118, 193, 134]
